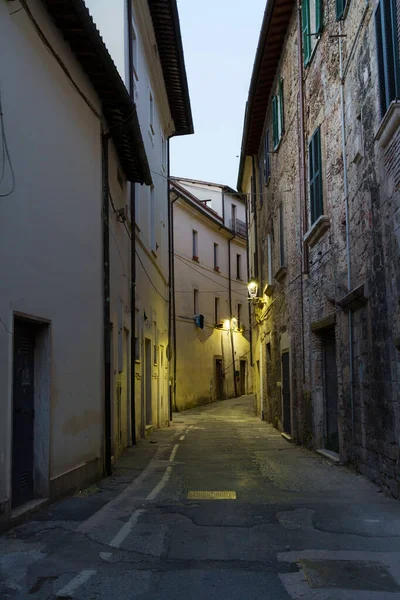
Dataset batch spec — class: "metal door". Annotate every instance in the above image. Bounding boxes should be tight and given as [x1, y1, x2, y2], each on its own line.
[240, 360, 246, 395]
[324, 330, 339, 452]
[215, 359, 223, 399]
[282, 351, 291, 435]
[12, 320, 35, 508]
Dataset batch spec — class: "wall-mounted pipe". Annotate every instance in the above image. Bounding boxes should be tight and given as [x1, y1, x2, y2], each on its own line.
[228, 235, 238, 397]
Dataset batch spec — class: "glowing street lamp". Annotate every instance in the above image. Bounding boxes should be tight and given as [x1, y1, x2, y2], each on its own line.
[247, 280, 258, 299]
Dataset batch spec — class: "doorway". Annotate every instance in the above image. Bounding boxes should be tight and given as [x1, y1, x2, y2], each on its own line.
[240, 360, 246, 395]
[281, 351, 291, 435]
[12, 319, 36, 508]
[145, 338, 152, 425]
[215, 358, 223, 400]
[323, 330, 339, 452]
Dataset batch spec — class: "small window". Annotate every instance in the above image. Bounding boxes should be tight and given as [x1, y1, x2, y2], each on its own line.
[149, 92, 154, 134]
[135, 308, 140, 362]
[236, 254, 242, 280]
[375, 0, 400, 118]
[336, 0, 348, 20]
[214, 243, 219, 270]
[272, 78, 284, 149]
[231, 204, 237, 224]
[237, 303, 242, 329]
[264, 130, 271, 182]
[131, 24, 138, 81]
[214, 297, 219, 325]
[267, 233, 273, 286]
[279, 203, 285, 267]
[150, 186, 156, 252]
[192, 230, 198, 260]
[303, 0, 323, 63]
[194, 289, 199, 315]
[309, 126, 323, 224]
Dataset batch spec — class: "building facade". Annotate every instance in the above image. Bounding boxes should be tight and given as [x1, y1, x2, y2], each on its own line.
[170, 178, 252, 411]
[238, 0, 400, 495]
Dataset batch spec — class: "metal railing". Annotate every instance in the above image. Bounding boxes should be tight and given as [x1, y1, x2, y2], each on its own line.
[229, 218, 247, 238]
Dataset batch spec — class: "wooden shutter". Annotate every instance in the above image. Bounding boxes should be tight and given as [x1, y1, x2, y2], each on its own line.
[302, 0, 311, 64]
[316, 0, 323, 33]
[375, 0, 400, 117]
[265, 129, 271, 181]
[336, 0, 345, 20]
[279, 78, 285, 135]
[309, 127, 323, 224]
[272, 96, 278, 148]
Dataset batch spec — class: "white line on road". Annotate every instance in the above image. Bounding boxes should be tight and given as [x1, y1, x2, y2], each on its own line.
[109, 509, 144, 548]
[56, 570, 96, 597]
[180, 435, 185, 440]
[146, 444, 179, 501]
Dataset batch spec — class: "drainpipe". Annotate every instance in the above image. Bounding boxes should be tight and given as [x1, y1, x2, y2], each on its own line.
[228, 235, 238, 397]
[338, 21, 355, 443]
[244, 192, 254, 367]
[127, 0, 136, 445]
[167, 140, 178, 416]
[102, 130, 112, 476]
[251, 157, 259, 280]
[296, 0, 308, 385]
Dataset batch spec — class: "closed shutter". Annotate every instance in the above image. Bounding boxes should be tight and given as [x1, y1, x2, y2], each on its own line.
[265, 129, 271, 181]
[309, 127, 323, 224]
[302, 0, 311, 64]
[272, 96, 278, 148]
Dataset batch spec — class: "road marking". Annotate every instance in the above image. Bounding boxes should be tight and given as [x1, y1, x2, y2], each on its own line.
[187, 490, 237, 500]
[146, 444, 179, 501]
[109, 509, 144, 548]
[180, 435, 185, 440]
[56, 570, 96, 597]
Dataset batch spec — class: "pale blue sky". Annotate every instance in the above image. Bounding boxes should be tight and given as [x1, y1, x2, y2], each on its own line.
[85, 0, 265, 190]
[171, 0, 265, 189]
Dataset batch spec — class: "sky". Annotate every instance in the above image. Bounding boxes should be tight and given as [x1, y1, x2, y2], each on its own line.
[84, 0, 266, 191]
[171, 0, 266, 189]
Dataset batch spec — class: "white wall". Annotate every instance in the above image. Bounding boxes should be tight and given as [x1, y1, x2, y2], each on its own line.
[0, 0, 104, 507]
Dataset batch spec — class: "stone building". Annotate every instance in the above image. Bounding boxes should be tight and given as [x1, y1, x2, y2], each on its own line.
[170, 178, 251, 411]
[238, 0, 400, 495]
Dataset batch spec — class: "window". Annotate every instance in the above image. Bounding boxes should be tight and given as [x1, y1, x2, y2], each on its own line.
[153, 323, 158, 365]
[336, 0, 348, 20]
[161, 136, 166, 169]
[135, 308, 140, 361]
[272, 78, 284, 149]
[259, 158, 264, 206]
[237, 303, 242, 329]
[192, 230, 198, 260]
[214, 243, 219, 270]
[149, 92, 154, 134]
[231, 204, 237, 223]
[375, 0, 400, 118]
[302, 0, 323, 63]
[279, 203, 285, 267]
[193, 289, 199, 315]
[214, 297, 219, 325]
[264, 129, 271, 183]
[267, 233, 273, 287]
[236, 254, 242, 279]
[309, 127, 323, 224]
[150, 186, 156, 252]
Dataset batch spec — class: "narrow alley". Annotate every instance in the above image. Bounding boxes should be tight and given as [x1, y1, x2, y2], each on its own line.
[2, 396, 400, 600]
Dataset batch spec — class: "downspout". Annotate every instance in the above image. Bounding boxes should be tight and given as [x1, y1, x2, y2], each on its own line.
[338, 21, 355, 442]
[167, 139, 177, 416]
[228, 235, 238, 397]
[251, 157, 259, 279]
[127, 0, 136, 445]
[296, 0, 308, 386]
[102, 130, 112, 476]
[244, 192, 254, 367]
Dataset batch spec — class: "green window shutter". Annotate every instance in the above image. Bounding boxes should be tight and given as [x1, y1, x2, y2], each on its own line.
[272, 96, 278, 148]
[279, 78, 285, 135]
[375, 0, 400, 117]
[336, 0, 345, 20]
[265, 129, 271, 181]
[316, 0, 323, 33]
[309, 127, 323, 224]
[302, 0, 311, 64]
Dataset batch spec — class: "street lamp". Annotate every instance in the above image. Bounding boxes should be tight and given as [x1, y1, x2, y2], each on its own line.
[247, 280, 258, 299]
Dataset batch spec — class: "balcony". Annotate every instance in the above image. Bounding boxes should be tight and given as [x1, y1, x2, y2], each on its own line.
[229, 218, 247, 238]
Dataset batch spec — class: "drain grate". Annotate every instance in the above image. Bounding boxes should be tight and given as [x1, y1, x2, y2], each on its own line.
[187, 491, 236, 500]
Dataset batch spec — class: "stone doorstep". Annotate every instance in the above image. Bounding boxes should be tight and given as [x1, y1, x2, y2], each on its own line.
[8, 498, 49, 529]
[316, 448, 340, 463]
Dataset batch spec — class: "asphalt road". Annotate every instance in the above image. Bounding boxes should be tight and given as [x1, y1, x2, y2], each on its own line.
[2, 396, 400, 599]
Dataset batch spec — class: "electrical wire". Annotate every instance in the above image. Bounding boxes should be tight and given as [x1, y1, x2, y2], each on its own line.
[0, 89, 16, 198]
[135, 250, 168, 303]
[0, 318, 12, 335]
[175, 253, 248, 294]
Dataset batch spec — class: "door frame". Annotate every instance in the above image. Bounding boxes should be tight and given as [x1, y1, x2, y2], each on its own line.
[214, 355, 224, 401]
[11, 313, 51, 508]
[280, 332, 292, 438]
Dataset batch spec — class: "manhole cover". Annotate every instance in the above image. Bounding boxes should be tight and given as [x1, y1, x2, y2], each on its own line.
[299, 559, 400, 592]
[187, 491, 236, 500]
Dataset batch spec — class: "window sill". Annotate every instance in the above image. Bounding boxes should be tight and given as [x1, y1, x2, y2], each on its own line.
[375, 101, 400, 148]
[304, 35, 321, 69]
[304, 215, 330, 247]
[274, 266, 287, 283]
